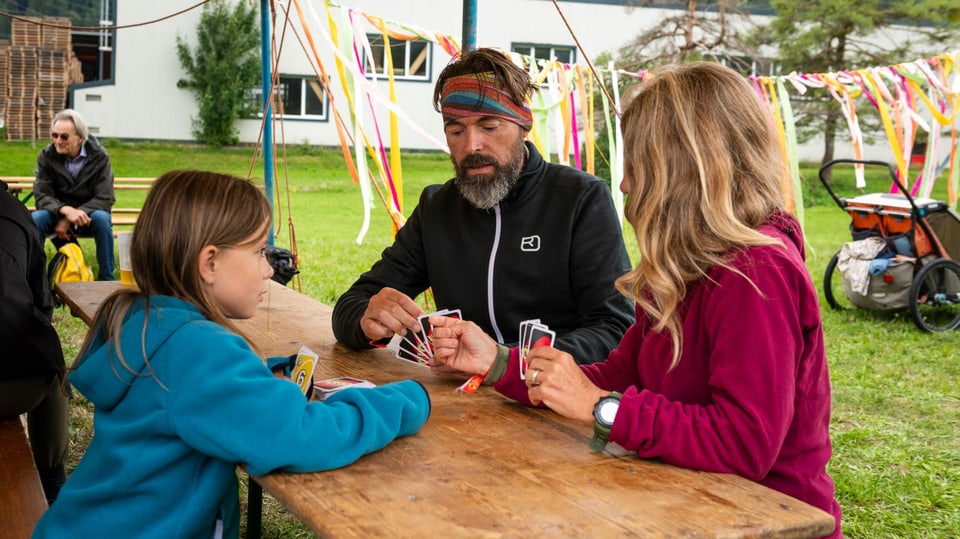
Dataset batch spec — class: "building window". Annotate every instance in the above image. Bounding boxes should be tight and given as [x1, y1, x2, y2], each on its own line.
[365, 34, 432, 81]
[511, 43, 577, 67]
[252, 75, 328, 120]
[703, 53, 777, 76]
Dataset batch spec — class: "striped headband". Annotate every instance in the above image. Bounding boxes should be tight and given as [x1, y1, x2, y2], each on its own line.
[440, 72, 533, 130]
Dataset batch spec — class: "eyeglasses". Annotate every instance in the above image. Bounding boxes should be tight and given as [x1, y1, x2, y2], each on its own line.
[51, 132, 73, 141]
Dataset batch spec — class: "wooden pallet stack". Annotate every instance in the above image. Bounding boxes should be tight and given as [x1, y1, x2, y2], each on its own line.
[37, 17, 72, 137]
[2, 16, 74, 141]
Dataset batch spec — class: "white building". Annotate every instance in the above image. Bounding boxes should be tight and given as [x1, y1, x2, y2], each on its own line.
[66, 0, 953, 165]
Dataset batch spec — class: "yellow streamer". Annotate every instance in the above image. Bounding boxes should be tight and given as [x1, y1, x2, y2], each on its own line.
[372, 16, 403, 223]
[860, 70, 909, 186]
[762, 78, 794, 213]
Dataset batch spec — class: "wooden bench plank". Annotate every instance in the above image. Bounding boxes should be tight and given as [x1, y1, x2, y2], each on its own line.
[4, 177, 149, 228]
[3, 176, 155, 190]
[0, 416, 48, 538]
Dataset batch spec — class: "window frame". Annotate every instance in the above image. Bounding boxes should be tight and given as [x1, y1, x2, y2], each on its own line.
[251, 74, 329, 121]
[511, 43, 578, 67]
[364, 34, 433, 82]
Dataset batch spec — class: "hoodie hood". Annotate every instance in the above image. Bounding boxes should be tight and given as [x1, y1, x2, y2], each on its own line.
[69, 295, 206, 411]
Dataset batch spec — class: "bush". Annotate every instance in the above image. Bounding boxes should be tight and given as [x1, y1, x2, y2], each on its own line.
[175, 0, 260, 146]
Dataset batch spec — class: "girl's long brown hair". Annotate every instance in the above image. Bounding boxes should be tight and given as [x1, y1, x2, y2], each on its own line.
[71, 170, 272, 381]
[616, 62, 787, 368]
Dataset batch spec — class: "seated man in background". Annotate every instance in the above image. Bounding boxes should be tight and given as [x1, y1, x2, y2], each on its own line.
[332, 48, 634, 364]
[32, 108, 116, 281]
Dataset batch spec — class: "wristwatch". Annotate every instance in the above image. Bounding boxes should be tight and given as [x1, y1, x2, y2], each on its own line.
[590, 391, 623, 452]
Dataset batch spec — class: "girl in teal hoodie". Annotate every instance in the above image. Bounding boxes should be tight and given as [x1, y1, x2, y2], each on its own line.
[33, 170, 431, 539]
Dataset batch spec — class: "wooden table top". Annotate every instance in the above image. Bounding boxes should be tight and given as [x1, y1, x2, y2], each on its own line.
[55, 281, 836, 538]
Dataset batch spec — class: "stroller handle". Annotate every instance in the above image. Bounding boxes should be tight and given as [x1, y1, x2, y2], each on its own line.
[818, 159, 904, 210]
[820, 158, 946, 259]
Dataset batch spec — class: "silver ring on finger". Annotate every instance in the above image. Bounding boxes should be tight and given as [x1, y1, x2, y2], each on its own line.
[531, 369, 541, 386]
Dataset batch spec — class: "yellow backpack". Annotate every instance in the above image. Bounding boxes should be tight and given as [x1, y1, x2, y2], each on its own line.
[48, 241, 95, 287]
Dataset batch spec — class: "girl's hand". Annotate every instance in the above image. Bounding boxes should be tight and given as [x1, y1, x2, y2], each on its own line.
[429, 316, 497, 375]
[524, 346, 607, 423]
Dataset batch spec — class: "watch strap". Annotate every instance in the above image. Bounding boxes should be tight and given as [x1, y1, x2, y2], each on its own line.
[590, 391, 622, 452]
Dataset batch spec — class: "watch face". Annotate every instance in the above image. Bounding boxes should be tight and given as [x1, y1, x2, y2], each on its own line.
[598, 399, 619, 425]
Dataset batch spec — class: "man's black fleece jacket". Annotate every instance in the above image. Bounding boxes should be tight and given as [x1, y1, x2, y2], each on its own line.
[332, 142, 634, 364]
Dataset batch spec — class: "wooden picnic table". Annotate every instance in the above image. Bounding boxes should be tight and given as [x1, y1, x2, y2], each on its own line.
[55, 281, 836, 538]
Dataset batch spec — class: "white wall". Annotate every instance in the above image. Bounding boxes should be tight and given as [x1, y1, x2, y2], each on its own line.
[69, 0, 956, 166]
[73, 3, 199, 140]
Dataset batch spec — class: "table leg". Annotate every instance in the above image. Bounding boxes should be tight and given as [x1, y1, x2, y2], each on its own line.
[247, 474, 262, 539]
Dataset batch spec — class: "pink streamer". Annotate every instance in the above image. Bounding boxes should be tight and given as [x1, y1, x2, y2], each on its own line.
[749, 75, 765, 101]
[570, 90, 581, 170]
[348, 10, 400, 212]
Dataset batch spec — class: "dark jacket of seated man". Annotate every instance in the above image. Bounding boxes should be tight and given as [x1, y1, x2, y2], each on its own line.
[34, 135, 115, 218]
[333, 142, 635, 365]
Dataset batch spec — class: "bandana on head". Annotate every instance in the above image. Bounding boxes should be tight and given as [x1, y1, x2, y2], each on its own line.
[440, 72, 533, 130]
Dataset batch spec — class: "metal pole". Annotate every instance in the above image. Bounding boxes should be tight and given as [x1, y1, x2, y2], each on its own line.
[260, 0, 275, 244]
[461, 0, 477, 52]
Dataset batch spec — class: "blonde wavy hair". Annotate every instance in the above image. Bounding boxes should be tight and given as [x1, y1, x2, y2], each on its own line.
[616, 62, 787, 368]
[71, 170, 272, 382]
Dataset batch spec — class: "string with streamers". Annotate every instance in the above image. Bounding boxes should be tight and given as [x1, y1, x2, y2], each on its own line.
[273, 1, 960, 246]
[754, 51, 960, 209]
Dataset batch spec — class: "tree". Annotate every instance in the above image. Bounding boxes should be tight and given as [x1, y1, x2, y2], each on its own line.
[175, 0, 260, 146]
[0, 0, 100, 40]
[593, 1, 761, 183]
[760, 0, 960, 176]
[613, 0, 760, 72]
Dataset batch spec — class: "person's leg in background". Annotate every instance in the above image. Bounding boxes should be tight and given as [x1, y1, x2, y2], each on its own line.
[31, 209, 56, 243]
[86, 209, 115, 280]
[27, 375, 70, 504]
[32, 208, 72, 250]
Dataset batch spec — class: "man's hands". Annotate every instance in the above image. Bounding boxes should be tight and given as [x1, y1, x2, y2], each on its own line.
[54, 206, 90, 239]
[360, 287, 424, 342]
[60, 206, 91, 227]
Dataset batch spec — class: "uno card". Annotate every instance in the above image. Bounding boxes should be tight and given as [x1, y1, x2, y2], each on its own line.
[388, 308, 463, 368]
[396, 333, 431, 367]
[414, 308, 464, 364]
[417, 312, 435, 355]
[290, 345, 318, 395]
[420, 309, 462, 344]
[528, 326, 556, 351]
[518, 319, 544, 380]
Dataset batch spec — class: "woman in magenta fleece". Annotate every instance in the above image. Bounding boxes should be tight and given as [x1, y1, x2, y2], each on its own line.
[430, 61, 842, 537]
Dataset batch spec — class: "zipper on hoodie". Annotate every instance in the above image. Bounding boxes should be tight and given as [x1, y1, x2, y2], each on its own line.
[487, 204, 505, 344]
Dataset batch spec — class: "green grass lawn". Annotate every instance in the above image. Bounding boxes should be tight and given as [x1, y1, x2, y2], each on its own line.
[3, 140, 958, 538]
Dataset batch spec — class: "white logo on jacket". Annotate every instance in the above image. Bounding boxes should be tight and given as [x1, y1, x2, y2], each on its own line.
[520, 235, 541, 252]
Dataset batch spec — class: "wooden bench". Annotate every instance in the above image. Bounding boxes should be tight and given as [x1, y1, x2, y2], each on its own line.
[3, 176, 153, 229]
[0, 416, 48, 538]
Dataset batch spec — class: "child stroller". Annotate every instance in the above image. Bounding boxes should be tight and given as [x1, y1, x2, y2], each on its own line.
[820, 159, 960, 332]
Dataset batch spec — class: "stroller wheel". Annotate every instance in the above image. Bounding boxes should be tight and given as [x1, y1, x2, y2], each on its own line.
[823, 251, 853, 311]
[908, 258, 960, 332]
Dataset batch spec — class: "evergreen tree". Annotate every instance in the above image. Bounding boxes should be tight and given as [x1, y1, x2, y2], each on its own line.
[0, 0, 100, 40]
[175, 0, 260, 146]
[760, 0, 960, 175]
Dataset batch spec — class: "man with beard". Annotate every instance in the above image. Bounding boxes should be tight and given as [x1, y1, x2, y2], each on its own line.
[331, 48, 634, 365]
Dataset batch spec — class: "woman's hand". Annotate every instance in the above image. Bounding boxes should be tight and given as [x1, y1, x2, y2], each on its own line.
[524, 346, 607, 423]
[429, 316, 497, 375]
